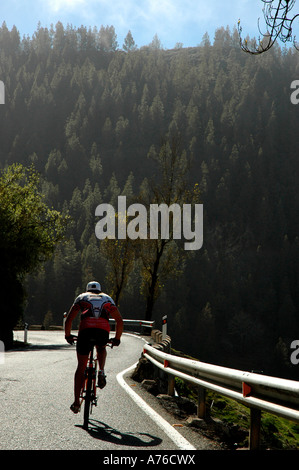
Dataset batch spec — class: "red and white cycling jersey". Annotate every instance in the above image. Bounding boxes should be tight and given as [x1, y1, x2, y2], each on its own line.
[73, 291, 116, 332]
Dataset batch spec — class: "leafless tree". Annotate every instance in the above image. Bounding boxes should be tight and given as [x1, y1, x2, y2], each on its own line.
[238, 0, 299, 54]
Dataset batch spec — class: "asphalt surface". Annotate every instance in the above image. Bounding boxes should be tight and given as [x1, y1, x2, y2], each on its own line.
[0, 330, 222, 452]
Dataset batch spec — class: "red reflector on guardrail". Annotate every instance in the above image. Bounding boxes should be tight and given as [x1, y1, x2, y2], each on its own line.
[242, 382, 252, 397]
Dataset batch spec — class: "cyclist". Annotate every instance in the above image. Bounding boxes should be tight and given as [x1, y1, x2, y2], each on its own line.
[65, 281, 123, 414]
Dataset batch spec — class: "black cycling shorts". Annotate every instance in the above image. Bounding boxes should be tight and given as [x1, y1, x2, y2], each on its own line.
[76, 328, 109, 356]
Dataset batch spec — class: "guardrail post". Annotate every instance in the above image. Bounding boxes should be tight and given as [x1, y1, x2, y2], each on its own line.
[168, 375, 175, 396]
[24, 323, 28, 344]
[197, 386, 206, 419]
[162, 315, 167, 340]
[0, 340, 4, 364]
[163, 359, 175, 396]
[249, 408, 261, 450]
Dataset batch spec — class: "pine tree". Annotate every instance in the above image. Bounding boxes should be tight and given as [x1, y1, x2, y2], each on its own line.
[123, 31, 137, 52]
[99, 25, 118, 52]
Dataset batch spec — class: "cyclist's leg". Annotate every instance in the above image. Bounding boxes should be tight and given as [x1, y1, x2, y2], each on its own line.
[96, 347, 107, 389]
[95, 329, 109, 369]
[72, 329, 91, 409]
[95, 329, 109, 388]
[74, 352, 89, 406]
[97, 345, 107, 370]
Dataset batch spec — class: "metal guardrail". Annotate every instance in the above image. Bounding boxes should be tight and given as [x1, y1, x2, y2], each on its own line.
[143, 343, 299, 450]
[20, 319, 155, 340]
[21, 320, 155, 332]
[109, 319, 154, 332]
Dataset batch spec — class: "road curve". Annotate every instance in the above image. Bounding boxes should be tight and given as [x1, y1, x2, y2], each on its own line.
[0, 331, 220, 451]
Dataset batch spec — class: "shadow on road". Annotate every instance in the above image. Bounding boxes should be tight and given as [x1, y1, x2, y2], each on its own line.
[8, 343, 72, 352]
[77, 419, 163, 447]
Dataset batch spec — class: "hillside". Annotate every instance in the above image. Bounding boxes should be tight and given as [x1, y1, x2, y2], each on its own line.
[1, 22, 299, 379]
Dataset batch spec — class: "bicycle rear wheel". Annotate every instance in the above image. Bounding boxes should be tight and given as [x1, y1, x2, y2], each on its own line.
[83, 371, 93, 429]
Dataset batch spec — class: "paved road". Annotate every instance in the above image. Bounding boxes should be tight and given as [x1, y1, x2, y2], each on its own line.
[0, 331, 221, 452]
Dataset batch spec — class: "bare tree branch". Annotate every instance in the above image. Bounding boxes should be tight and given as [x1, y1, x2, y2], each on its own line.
[238, 0, 299, 54]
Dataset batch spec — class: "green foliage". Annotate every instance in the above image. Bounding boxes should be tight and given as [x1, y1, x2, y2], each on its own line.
[0, 164, 68, 277]
[208, 393, 299, 450]
[43, 310, 53, 329]
[0, 163, 69, 345]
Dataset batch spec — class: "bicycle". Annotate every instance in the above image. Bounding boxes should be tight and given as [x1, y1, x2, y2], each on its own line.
[72, 335, 113, 429]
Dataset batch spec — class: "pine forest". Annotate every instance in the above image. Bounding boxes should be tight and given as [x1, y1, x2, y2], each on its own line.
[0, 21, 299, 380]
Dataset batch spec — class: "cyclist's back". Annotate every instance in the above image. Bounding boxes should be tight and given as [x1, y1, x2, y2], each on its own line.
[74, 290, 115, 332]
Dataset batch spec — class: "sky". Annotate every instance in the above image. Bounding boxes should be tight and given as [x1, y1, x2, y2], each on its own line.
[0, 0, 298, 50]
